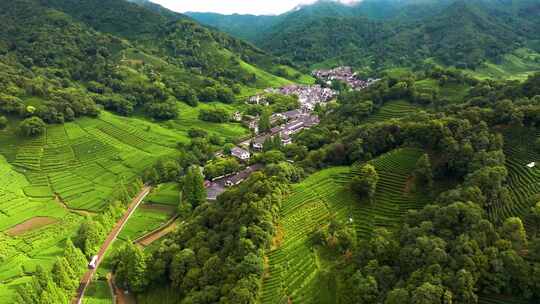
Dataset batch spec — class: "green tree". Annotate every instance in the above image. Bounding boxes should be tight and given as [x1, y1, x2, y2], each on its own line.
[350, 164, 379, 203]
[64, 238, 87, 276]
[414, 153, 433, 189]
[19, 116, 45, 137]
[385, 288, 410, 304]
[17, 265, 67, 304]
[411, 282, 445, 304]
[501, 217, 528, 251]
[258, 111, 271, 133]
[114, 241, 148, 292]
[183, 166, 206, 207]
[351, 273, 379, 303]
[74, 219, 106, 257]
[0, 116, 7, 129]
[51, 257, 77, 292]
[454, 269, 477, 304]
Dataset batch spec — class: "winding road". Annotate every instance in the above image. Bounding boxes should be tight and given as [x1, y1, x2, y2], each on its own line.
[72, 185, 152, 304]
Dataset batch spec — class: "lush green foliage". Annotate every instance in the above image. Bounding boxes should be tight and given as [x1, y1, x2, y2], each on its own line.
[0, 0, 306, 125]
[18, 117, 46, 137]
[192, 0, 540, 72]
[261, 148, 429, 303]
[16, 239, 87, 303]
[128, 170, 293, 303]
[350, 164, 379, 202]
[182, 166, 206, 209]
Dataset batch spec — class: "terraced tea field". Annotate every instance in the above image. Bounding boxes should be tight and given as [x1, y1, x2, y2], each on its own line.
[479, 295, 532, 304]
[500, 127, 540, 228]
[364, 100, 420, 124]
[260, 148, 429, 304]
[0, 111, 192, 302]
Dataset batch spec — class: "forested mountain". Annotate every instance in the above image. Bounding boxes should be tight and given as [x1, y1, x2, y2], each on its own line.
[188, 0, 540, 70]
[185, 12, 281, 42]
[0, 0, 295, 124]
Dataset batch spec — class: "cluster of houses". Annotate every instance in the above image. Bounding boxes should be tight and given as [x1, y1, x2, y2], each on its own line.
[251, 111, 319, 149]
[262, 84, 336, 111]
[205, 110, 319, 200]
[205, 164, 263, 200]
[207, 67, 379, 201]
[312, 66, 380, 91]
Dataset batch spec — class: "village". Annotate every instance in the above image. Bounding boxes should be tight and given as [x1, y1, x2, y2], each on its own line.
[204, 67, 377, 200]
[312, 66, 380, 90]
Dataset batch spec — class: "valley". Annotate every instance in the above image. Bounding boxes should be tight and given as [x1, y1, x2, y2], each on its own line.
[1, 0, 540, 304]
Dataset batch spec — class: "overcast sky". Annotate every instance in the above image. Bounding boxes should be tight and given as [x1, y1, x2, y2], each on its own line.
[152, 0, 355, 15]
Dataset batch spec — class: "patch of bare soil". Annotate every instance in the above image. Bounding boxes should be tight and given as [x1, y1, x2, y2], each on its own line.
[403, 176, 416, 195]
[6, 217, 58, 236]
[271, 224, 285, 250]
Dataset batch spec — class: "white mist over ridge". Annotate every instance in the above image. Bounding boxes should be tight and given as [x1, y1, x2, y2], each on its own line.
[292, 0, 361, 11]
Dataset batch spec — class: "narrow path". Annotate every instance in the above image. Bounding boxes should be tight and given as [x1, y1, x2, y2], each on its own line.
[72, 185, 152, 304]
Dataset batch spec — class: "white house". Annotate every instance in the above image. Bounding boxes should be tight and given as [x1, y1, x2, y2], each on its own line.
[233, 111, 242, 122]
[231, 147, 250, 161]
[527, 162, 536, 168]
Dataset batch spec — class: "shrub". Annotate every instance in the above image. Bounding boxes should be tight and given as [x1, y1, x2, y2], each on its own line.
[199, 108, 230, 123]
[0, 116, 7, 129]
[19, 116, 46, 137]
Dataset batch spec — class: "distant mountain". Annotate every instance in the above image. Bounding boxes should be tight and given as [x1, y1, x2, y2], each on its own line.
[185, 12, 280, 42]
[188, 0, 540, 69]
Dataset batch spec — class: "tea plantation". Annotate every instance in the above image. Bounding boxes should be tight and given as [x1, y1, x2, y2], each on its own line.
[0, 105, 248, 302]
[500, 127, 540, 228]
[260, 148, 429, 304]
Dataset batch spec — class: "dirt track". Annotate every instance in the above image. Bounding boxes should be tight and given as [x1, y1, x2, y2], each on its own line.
[72, 185, 152, 304]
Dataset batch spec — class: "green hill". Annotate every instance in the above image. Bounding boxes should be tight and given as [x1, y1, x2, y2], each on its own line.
[189, 0, 540, 74]
[0, 0, 307, 125]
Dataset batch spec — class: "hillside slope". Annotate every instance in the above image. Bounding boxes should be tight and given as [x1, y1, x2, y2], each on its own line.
[189, 0, 540, 71]
[0, 0, 303, 126]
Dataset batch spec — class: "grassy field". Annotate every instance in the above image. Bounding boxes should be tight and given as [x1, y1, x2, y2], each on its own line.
[260, 148, 430, 304]
[117, 204, 176, 242]
[239, 60, 294, 88]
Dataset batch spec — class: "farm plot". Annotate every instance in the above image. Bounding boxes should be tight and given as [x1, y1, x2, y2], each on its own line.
[118, 204, 176, 242]
[0, 213, 81, 298]
[163, 102, 249, 141]
[500, 128, 540, 227]
[363, 100, 420, 124]
[146, 183, 180, 206]
[261, 148, 428, 304]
